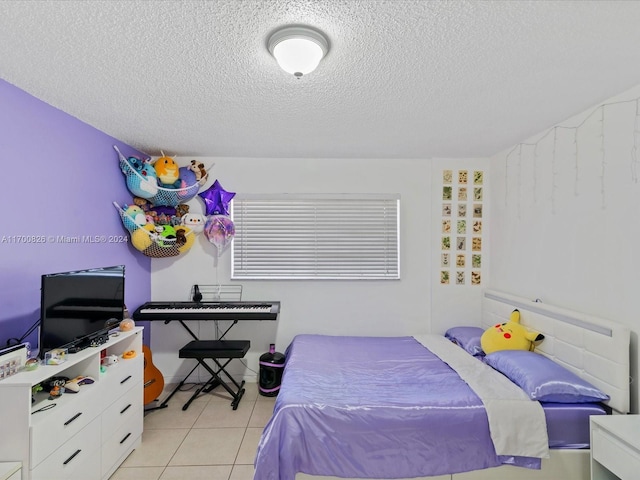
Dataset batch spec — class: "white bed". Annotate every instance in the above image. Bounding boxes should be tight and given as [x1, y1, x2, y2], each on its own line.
[269, 289, 631, 480]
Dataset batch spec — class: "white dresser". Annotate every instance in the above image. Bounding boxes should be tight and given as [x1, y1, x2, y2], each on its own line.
[0, 327, 143, 480]
[590, 414, 640, 480]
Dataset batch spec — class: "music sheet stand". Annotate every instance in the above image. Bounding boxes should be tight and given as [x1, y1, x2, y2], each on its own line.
[190, 284, 243, 302]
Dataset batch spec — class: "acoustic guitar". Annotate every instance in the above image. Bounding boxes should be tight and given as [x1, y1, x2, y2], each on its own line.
[143, 345, 165, 405]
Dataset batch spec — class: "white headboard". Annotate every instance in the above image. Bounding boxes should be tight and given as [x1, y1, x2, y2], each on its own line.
[482, 289, 630, 414]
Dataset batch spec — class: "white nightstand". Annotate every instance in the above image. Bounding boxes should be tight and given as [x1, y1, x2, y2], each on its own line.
[590, 415, 640, 480]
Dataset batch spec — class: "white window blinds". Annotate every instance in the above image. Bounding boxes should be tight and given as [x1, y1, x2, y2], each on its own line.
[231, 194, 400, 279]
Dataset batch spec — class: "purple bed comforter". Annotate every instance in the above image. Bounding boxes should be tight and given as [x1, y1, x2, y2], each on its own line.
[253, 334, 541, 480]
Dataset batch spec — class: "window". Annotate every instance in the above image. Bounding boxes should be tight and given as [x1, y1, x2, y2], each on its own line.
[231, 194, 400, 279]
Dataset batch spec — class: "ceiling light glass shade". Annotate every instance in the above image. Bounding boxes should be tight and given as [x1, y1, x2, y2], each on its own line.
[268, 26, 329, 77]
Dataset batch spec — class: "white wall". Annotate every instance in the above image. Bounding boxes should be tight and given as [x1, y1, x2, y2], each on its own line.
[150, 156, 489, 385]
[145, 84, 640, 413]
[489, 83, 640, 413]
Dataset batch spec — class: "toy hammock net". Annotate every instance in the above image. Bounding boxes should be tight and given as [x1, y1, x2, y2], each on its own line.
[113, 202, 196, 258]
[114, 145, 203, 207]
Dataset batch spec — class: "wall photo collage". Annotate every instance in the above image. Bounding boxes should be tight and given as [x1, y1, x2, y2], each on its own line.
[440, 169, 484, 286]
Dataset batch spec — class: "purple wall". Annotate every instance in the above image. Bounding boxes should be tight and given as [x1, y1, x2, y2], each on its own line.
[0, 79, 151, 349]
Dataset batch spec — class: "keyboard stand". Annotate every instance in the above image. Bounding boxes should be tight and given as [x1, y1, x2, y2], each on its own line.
[175, 339, 250, 410]
[139, 297, 277, 411]
[146, 362, 199, 412]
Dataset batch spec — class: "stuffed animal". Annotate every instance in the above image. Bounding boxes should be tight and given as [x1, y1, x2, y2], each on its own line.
[189, 160, 209, 185]
[154, 154, 181, 188]
[156, 213, 171, 225]
[148, 205, 175, 225]
[480, 309, 544, 355]
[122, 156, 159, 199]
[176, 226, 195, 253]
[178, 166, 197, 188]
[155, 224, 177, 247]
[146, 211, 159, 225]
[181, 213, 206, 233]
[131, 223, 155, 252]
[102, 355, 119, 366]
[133, 196, 150, 211]
[122, 205, 147, 232]
[175, 204, 190, 218]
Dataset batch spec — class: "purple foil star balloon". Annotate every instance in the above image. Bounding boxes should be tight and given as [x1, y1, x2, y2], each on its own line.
[198, 179, 236, 216]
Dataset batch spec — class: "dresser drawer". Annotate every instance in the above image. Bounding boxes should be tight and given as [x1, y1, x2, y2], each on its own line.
[30, 385, 101, 467]
[0, 463, 21, 480]
[101, 405, 143, 478]
[31, 416, 101, 480]
[592, 426, 640, 479]
[6, 469, 20, 480]
[100, 355, 143, 407]
[102, 381, 142, 443]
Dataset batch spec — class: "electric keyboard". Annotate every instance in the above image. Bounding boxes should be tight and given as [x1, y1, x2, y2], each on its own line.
[133, 301, 280, 321]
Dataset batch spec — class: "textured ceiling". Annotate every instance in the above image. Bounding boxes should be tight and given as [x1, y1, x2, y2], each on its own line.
[3, 0, 640, 159]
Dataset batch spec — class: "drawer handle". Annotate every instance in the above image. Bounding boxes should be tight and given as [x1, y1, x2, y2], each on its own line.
[120, 404, 132, 414]
[120, 432, 131, 444]
[63, 449, 82, 465]
[64, 412, 83, 426]
[120, 375, 132, 385]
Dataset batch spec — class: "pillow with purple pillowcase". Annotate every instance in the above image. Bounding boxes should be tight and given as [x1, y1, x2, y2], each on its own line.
[444, 326, 485, 357]
[484, 350, 610, 403]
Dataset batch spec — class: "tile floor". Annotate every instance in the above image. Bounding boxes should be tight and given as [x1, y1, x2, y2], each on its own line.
[110, 382, 274, 480]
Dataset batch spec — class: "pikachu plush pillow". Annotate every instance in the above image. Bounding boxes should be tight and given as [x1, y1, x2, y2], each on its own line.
[480, 309, 544, 355]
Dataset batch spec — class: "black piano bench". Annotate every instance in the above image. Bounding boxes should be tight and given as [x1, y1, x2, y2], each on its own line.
[178, 340, 250, 411]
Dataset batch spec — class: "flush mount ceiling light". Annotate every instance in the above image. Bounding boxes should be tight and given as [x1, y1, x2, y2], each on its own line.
[268, 26, 329, 78]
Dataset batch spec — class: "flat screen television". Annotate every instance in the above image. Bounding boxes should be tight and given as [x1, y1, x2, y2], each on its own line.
[38, 265, 125, 356]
